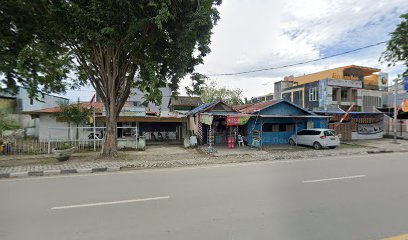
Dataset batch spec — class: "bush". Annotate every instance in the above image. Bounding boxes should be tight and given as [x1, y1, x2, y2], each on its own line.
[55, 143, 73, 150]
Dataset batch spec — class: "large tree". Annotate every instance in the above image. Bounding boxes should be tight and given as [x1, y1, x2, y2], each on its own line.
[192, 80, 244, 105]
[1, 0, 221, 156]
[381, 13, 408, 76]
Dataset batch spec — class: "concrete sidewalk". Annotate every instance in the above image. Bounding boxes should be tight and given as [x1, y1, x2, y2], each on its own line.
[1, 139, 407, 179]
[347, 138, 408, 153]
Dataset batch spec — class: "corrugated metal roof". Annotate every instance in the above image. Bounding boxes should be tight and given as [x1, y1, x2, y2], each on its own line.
[239, 99, 317, 116]
[186, 101, 217, 116]
[168, 96, 203, 107]
[239, 100, 280, 114]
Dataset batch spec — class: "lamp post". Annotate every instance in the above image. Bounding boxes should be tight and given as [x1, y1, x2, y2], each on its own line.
[393, 77, 401, 144]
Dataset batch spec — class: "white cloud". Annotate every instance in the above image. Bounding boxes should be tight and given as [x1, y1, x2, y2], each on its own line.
[179, 0, 408, 99]
[65, 0, 407, 101]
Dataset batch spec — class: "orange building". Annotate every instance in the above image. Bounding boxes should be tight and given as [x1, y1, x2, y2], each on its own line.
[293, 65, 384, 90]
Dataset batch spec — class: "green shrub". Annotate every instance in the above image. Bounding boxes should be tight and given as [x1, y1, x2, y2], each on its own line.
[55, 143, 73, 150]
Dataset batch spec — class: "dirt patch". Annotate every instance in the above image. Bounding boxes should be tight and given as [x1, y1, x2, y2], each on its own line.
[0, 146, 206, 167]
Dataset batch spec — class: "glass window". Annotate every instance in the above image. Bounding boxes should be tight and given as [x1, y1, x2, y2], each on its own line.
[309, 87, 319, 101]
[324, 130, 336, 136]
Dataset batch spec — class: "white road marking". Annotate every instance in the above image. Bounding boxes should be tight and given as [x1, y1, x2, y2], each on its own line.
[303, 174, 366, 183]
[51, 196, 170, 210]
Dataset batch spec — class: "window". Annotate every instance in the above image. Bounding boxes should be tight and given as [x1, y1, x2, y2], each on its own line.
[309, 130, 321, 135]
[309, 87, 319, 101]
[341, 88, 349, 101]
[363, 96, 382, 107]
[262, 123, 295, 132]
[324, 130, 336, 136]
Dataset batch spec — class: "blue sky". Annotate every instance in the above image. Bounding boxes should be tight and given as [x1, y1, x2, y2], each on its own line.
[62, 0, 408, 101]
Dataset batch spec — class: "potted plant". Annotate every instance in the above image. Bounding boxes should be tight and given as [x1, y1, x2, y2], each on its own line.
[53, 143, 75, 161]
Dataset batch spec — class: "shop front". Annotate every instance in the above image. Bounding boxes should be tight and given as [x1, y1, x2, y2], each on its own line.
[199, 113, 250, 149]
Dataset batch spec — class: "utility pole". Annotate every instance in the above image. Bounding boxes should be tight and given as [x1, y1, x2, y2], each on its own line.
[393, 77, 400, 144]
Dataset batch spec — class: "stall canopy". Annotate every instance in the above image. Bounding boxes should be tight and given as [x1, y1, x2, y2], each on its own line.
[199, 113, 252, 126]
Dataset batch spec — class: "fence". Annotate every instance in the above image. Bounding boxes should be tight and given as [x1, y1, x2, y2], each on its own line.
[1, 139, 104, 155]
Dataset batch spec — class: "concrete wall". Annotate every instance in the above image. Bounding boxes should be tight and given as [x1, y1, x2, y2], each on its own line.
[15, 87, 69, 112]
[38, 114, 69, 140]
[0, 98, 16, 113]
[128, 86, 171, 112]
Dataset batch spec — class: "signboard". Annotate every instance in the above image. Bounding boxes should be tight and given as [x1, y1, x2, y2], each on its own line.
[102, 107, 146, 117]
[378, 72, 388, 91]
[200, 114, 213, 125]
[404, 76, 408, 92]
[226, 116, 250, 126]
[328, 79, 362, 88]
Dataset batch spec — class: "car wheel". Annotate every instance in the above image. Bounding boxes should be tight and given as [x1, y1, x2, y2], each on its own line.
[289, 139, 295, 146]
[329, 146, 336, 149]
[313, 142, 322, 150]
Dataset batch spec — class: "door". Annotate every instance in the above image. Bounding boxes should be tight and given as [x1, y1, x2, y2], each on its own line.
[305, 130, 319, 146]
[296, 130, 306, 144]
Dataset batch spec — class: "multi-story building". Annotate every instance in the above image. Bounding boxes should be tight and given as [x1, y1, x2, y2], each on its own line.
[274, 75, 295, 100]
[277, 65, 388, 112]
[250, 93, 274, 103]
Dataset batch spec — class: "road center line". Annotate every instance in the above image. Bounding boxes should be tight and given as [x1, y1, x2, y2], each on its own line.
[303, 175, 366, 183]
[51, 196, 170, 210]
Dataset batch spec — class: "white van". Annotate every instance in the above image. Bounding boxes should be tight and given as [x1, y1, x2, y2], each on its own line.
[288, 129, 340, 150]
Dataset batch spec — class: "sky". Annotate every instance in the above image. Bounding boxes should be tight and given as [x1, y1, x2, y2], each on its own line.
[62, 0, 408, 101]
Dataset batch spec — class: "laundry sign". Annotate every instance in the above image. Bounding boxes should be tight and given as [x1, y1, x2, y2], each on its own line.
[226, 116, 250, 126]
[200, 114, 214, 125]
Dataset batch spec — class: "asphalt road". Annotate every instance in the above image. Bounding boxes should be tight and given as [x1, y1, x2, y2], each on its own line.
[1, 152, 408, 240]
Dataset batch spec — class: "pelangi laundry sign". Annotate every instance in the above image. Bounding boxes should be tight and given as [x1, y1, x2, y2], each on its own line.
[200, 114, 214, 125]
[226, 116, 250, 126]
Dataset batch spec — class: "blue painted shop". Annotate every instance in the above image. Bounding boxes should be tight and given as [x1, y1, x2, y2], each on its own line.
[240, 99, 329, 146]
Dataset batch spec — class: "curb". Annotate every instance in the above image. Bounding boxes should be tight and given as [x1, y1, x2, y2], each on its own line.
[0, 166, 122, 179]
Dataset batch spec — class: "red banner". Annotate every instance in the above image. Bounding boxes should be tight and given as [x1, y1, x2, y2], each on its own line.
[226, 116, 250, 126]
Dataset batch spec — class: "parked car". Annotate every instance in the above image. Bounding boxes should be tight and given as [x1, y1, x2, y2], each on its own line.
[288, 129, 340, 150]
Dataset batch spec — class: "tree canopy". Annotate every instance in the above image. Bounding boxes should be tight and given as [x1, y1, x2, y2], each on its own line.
[381, 13, 408, 76]
[1, 0, 221, 156]
[0, 111, 19, 136]
[196, 81, 244, 105]
[55, 101, 92, 140]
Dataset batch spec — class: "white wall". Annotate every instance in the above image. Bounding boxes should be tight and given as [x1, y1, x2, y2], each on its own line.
[38, 114, 69, 140]
[127, 86, 171, 112]
[351, 132, 383, 140]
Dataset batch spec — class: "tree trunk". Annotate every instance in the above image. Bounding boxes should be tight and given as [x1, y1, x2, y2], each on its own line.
[102, 103, 118, 157]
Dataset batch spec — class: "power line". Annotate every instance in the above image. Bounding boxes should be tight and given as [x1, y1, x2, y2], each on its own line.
[207, 40, 387, 77]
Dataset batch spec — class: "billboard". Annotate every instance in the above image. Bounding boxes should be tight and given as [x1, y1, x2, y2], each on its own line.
[378, 72, 388, 91]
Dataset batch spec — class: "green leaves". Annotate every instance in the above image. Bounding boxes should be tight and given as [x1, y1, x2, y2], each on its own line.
[382, 13, 408, 76]
[199, 81, 244, 105]
[55, 101, 92, 126]
[0, 110, 19, 135]
[16, 42, 72, 100]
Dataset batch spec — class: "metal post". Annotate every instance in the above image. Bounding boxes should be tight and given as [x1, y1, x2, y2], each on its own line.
[393, 78, 399, 143]
[93, 108, 96, 151]
[136, 122, 139, 149]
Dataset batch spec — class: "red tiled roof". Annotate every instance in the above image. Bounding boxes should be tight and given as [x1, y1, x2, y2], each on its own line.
[239, 100, 279, 114]
[27, 102, 106, 114]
